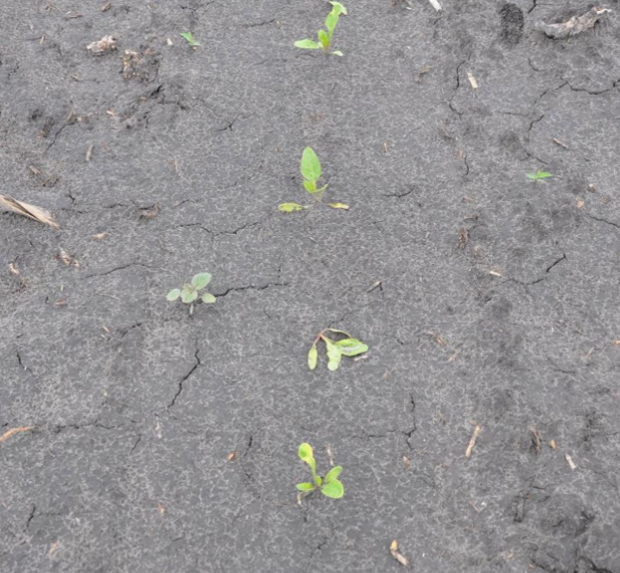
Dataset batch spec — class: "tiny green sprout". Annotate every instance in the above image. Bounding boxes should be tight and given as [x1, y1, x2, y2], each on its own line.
[166, 273, 216, 313]
[294, 2, 347, 56]
[527, 169, 553, 181]
[278, 147, 349, 213]
[296, 443, 344, 501]
[180, 32, 200, 47]
[308, 328, 368, 372]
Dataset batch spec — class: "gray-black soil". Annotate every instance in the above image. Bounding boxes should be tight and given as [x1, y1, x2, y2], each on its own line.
[1, 1, 620, 572]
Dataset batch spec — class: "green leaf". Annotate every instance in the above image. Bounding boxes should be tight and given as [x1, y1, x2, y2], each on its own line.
[181, 286, 198, 304]
[278, 202, 306, 212]
[329, 1, 347, 15]
[296, 482, 315, 492]
[308, 344, 318, 370]
[298, 443, 314, 464]
[192, 272, 212, 290]
[325, 340, 343, 371]
[318, 29, 330, 49]
[321, 479, 344, 499]
[324, 465, 342, 483]
[325, 328, 352, 337]
[166, 288, 181, 302]
[527, 170, 553, 180]
[301, 147, 322, 183]
[201, 293, 216, 304]
[303, 180, 317, 194]
[180, 32, 199, 46]
[327, 202, 349, 210]
[294, 39, 320, 50]
[331, 50, 344, 57]
[325, 11, 339, 35]
[335, 338, 368, 357]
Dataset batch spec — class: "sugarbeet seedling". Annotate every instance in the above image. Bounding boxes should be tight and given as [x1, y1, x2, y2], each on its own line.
[296, 443, 344, 500]
[308, 328, 368, 371]
[294, 2, 347, 57]
[166, 273, 216, 314]
[527, 169, 553, 181]
[278, 147, 349, 213]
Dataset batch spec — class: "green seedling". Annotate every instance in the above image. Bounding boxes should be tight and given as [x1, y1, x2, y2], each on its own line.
[294, 1, 347, 56]
[527, 169, 553, 181]
[180, 32, 200, 47]
[278, 147, 349, 213]
[308, 328, 368, 371]
[166, 273, 216, 313]
[296, 443, 344, 500]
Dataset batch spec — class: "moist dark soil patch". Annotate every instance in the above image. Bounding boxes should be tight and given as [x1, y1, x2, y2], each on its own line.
[1, 1, 620, 572]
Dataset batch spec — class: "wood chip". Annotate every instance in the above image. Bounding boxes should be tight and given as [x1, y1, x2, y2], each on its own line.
[465, 423, 482, 458]
[467, 70, 478, 90]
[0, 426, 35, 444]
[0, 193, 59, 229]
[565, 453, 577, 471]
[390, 540, 410, 567]
[552, 137, 569, 149]
[534, 7, 611, 39]
[529, 426, 542, 455]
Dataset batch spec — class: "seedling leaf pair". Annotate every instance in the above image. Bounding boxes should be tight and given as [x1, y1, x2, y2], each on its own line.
[167, 273, 216, 306]
[294, 2, 347, 56]
[296, 443, 344, 500]
[527, 169, 553, 181]
[278, 148, 349, 212]
[180, 32, 200, 47]
[308, 328, 368, 371]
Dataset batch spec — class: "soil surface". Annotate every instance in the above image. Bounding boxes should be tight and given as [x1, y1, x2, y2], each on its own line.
[1, 1, 620, 572]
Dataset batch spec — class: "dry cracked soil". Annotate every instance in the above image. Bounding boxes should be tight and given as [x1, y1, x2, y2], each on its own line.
[1, 1, 620, 572]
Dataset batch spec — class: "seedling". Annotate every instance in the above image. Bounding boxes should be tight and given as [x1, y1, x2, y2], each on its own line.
[180, 32, 200, 47]
[278, 147, 349, 213]
[166, 273, 216, 313]
[527, 169, 553, 181]
[294, 2, 347, 56]
[308, 328, 368, 371]
[296, 443, 344, 500]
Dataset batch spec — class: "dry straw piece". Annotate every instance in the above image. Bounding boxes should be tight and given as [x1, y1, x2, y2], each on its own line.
[0, 194, 59, 229]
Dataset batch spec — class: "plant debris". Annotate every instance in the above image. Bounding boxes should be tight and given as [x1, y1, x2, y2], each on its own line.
[0, 426, 35, 445]
[390, 540, 410, 567]
[87, 35, 118, 55]
[0, 194, 59, 229]
[529, 426, 542, 455]
[534, 7, 611, 40]
[465, 423, 482, 458]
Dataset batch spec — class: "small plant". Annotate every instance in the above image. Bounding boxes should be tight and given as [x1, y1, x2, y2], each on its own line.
[527, 169, 553, 181]
[308, 328, 368, 371]
[166, 273, 216, 309]
[278, 147, 349, 213]
[180, 32, 200, 47]
[294, 1, 347, 57]
[296, 443, 344, 500]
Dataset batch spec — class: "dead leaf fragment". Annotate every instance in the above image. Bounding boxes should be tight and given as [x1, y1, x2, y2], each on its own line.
[548, 439, 557, 450]
[534, 7, 611, 39]
[327, 202, 349, 210]
[0, 194, 59, 229]
[467, 70, 478, 89]
[529, 426, 542, 455]
[465, 423, 482, 458]
[576, 197, 585, 209]
[92, 232, 109, 241]
[87, 35, 118, 55]
[139, 203, 160, 220]
[9, 263, 20, 276]
[0, 426, 35, 444]
[390, 540, 410, 567]
[56, 249, 80, 268]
